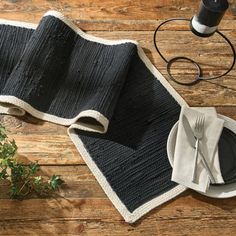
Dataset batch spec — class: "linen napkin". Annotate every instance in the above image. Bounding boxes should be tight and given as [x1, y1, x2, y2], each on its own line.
[171, 106, 225, 192]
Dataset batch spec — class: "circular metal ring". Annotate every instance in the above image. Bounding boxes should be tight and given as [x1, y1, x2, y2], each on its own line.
[167, 56, 202, 86]
[154, 19, 236, 85]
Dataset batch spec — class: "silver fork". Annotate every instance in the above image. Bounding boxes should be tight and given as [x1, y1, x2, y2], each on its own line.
[192, 115, 216, 184]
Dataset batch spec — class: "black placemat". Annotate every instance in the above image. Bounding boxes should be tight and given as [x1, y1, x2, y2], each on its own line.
[219, 127, 236, 184]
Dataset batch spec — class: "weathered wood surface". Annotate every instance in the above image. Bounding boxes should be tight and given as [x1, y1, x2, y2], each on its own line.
[0, 0, 235, 235]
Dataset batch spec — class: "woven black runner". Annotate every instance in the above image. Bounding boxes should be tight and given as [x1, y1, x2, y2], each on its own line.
[0, 11, 188, 222]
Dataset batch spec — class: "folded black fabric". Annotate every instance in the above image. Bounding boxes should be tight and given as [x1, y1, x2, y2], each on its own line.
[0, 11, 188, 223]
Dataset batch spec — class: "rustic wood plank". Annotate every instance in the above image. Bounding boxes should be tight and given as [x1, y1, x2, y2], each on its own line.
[0, 115, 83, 165]
[0, 219, 158, 236]
[13, 135, 82, 165]
[0, 165, 236, 210]
[166, 80, 236, 107]
[0, 217, 236, 236]
[0, 15, 235, 32]
[0, 114, 67, 134]
[0, 165, 236, 228]
[1, 191, 236, 222]
[0, 166, 106, 199]
[156, 218, 236, 236]
[74, 19, 236, 31]
[0, 0, 234, 22]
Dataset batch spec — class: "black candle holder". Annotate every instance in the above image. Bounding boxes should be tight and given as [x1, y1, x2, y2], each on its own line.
[190, 0, 229, 37]
[153, 6, 235, 86]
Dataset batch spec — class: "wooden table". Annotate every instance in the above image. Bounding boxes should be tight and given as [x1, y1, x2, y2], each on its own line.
[0, 1, 235, 235]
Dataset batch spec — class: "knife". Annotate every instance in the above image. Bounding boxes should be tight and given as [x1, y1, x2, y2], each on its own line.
[182, 114, 216, 184]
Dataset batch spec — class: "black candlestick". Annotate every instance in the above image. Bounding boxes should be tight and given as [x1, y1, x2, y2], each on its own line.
[190, 0, 229, 37]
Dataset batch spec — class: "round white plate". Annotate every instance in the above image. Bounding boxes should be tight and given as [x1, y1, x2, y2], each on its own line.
[167, 114, 236, 198]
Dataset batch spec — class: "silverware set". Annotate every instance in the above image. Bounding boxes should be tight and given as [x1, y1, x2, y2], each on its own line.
[183, 114, 216, 184]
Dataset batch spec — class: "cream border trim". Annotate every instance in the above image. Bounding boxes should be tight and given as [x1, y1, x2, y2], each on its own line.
[0, 96, 109, 133]
[0, 18, 37, 29]
[0, 11, 188, 223]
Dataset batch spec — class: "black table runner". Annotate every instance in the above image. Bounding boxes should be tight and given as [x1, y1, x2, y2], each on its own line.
[0, 11, 188, 223]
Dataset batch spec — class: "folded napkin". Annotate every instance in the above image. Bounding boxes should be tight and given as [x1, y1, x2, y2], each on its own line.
[171, 106, 225, 192]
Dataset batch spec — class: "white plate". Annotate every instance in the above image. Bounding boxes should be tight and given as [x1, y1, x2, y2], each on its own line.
[167, 114, 236, 198]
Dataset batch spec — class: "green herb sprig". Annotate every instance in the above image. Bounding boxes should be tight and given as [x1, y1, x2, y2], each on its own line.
[0, 124, 64, 199]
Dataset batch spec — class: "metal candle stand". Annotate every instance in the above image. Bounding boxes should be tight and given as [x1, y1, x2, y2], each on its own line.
[153, 0, 236, 86]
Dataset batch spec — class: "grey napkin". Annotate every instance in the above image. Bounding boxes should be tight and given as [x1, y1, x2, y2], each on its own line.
[171, 106, 225, 192]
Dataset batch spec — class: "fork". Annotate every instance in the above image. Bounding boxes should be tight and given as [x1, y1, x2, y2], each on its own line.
[192, 115, 216, 184]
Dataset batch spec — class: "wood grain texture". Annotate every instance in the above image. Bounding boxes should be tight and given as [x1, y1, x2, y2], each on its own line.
[0, 0, 235, 22]
[0, 0, 235, 235]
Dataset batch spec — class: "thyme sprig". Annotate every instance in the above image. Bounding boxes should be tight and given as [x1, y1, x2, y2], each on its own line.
[0, 124, 64, 199]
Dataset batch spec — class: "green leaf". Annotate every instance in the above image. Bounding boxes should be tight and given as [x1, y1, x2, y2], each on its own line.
[49, 175, 64, 190]
[34, 176, 42, 185]
[29, 162, 40, 175]
[10, 185, 20, 198]
[0, 124, 7, 141]
[0, 168, 8, 179]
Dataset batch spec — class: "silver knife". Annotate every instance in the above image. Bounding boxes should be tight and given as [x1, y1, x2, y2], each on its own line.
[182, 114, 216, 184]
